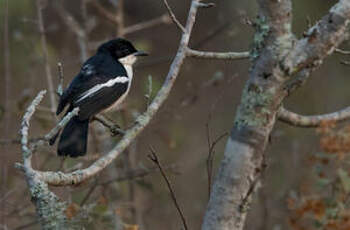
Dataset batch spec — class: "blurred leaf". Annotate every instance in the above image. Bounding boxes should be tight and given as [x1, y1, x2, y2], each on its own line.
[93, 203, 108, 215]
[316, 178, 331, 188]
[65, 202, 80, 220]
[338, 168, 350, 192]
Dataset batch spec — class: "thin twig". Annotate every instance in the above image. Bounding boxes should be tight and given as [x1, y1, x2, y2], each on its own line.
[206, 124, 228, 197]
[123, 14, 171, 35]
[90, 0, 118, 25]
[99, 164, 179, 186]
[57, 62, 64, 97]
[162, 0, 186, 32]
[148, 147, 188, 230]
[36, 0, 56, 117]
[93, 115, 125, 136]
[80, 179, 98, 206]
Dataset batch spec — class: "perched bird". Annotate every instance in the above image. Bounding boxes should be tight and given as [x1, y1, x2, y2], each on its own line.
[52, 38, 148, 157]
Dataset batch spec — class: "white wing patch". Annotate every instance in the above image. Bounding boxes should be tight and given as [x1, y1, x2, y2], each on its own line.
[76, 76, 129, 103]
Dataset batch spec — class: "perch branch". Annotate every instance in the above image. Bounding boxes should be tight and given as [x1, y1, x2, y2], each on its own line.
[278, 106, 350, 127]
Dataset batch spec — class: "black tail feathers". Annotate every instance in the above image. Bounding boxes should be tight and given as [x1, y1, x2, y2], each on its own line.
[57, 117, 89, 157]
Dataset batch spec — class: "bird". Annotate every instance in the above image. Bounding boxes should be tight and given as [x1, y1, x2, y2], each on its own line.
[51, 38, 148, 157]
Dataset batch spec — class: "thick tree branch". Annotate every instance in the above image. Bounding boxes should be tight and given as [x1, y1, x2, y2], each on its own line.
[202, 1, 293, 230]
[186, 48, 249, 60]
[283, 0, 350, 76]
[33, 0, 202, 186]
[278, 106, 350, 127]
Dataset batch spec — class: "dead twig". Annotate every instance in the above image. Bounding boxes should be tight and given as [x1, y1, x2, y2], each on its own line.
[205, 123, 228, 197]
[162, 0, 186, 32]
[148, 146, 188, 230]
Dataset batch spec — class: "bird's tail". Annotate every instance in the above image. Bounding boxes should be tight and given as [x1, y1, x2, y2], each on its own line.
[57, 117, 89, 157]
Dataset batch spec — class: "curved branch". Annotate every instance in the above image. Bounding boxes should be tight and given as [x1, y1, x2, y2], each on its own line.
[278, 106, 350, 127]
[37, 0, 202, 186]
[186, 48, 249, 60]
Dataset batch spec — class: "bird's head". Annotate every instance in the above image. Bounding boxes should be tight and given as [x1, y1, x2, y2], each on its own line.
[97, 38, 148, 66]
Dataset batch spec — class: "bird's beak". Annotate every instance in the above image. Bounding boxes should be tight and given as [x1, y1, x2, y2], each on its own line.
[134, 50, 148, 56]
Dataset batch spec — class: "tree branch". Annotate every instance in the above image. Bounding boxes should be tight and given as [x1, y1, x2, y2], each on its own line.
[186, 48, 249, 60]
[283, 0, 350, 76]
[53, 1, 88, 62]
[36, 0, 57, 116]
[162, 0, 186, 32]
[123, 14, 171, 35]
[148, 148, 188, 230]
[278, 106, 350, 127]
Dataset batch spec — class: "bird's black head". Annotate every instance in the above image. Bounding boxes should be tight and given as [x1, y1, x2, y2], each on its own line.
[97, 38, 147, 59]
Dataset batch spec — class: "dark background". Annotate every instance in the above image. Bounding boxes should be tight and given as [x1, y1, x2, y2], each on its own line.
[1, 0, 350, 229]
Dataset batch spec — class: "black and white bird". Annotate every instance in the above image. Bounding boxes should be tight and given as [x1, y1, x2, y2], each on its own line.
[52, 38, 148, 157]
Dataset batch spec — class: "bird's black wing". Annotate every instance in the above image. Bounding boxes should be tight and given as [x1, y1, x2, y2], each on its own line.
[73, 79, 129, 120]
[56, 53, 129, 120]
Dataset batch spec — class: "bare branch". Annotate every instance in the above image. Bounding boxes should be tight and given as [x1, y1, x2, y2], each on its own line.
[36, 0, 57, 116]
[56, 62, 64, 97]
[206, 128, 228, 197]
[278, 106, 350, 128]
[283, 0, 350, 75]
[36, 0, 202, 186]
[162, 0, 186, 33]
[90, 0, 118, 25]
[53, 1, 88, 62]
[3, 0, 11, 134]
[335, 48, 350, 55]
[123, 14, 171, 35]
[99, 164, 179, 186]
[148, 147, 188, 230]
[93, 115, 125, 136]
[186, 48, 250, 60]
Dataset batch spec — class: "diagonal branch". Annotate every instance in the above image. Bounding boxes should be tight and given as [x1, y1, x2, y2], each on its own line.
[162, 0, 186, 32]
[283, 0, 350, 76]
[278, 106, 350, 128]
[148, 147, 188, 230]
[186, 48, 250, 60]
[123, 14, 171, 35]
